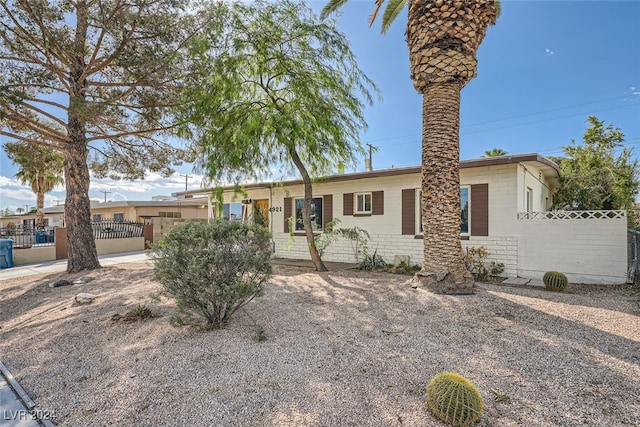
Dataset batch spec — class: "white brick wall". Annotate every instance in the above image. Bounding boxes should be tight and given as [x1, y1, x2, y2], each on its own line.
[273, 232, 423, 265]
[462, 236, 518, 277]
[273, 233, 519, 277]
[516, 217, 627, 284]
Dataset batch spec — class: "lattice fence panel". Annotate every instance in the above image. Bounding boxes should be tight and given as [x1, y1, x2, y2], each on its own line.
[517, 210, 626, 220]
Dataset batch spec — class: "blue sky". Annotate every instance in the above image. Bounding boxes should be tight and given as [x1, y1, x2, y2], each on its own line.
[1, 0, 639, 211]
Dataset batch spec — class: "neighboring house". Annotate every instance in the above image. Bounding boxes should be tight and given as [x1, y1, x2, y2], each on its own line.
[0, 200, 208, 228]
[174, 152, 626, 285]
[0, 207, 63, 229]
[85, 200, 208, 223]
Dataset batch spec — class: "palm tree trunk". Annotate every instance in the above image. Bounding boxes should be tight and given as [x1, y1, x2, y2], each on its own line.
[288, 146, 327, 272]
[35, 191, 45, 229]
[414, 83, 474, 293]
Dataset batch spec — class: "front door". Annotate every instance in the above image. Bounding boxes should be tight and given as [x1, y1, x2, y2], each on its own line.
[253, 199, 269, 227]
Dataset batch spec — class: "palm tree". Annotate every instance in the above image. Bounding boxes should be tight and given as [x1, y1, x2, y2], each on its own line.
[484, 148, 508, 157]
[322, 0, 499, 293]
[4, 142, 65, 229]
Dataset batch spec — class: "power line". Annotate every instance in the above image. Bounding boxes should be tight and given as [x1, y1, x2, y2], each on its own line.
[367, 95, 639, 146]
[460, 103, 638, 137]
[462, 95, 633, 128]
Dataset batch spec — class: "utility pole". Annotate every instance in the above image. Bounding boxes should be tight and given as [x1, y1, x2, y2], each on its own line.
[100, 190, 111, 203]
[365, 143, 376, 172]
[181, 174, 192, 191]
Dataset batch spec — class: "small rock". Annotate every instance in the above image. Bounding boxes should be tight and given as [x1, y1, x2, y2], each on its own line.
[49, 279, 73, 288]
[75, 293, 97, 304]
[73, 276, 93, 285]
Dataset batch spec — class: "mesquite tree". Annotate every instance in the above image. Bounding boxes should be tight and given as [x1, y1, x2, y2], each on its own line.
[179, 0, 376, 271]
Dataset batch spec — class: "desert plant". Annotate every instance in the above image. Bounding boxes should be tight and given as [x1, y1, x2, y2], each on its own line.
[543, 271, 568, 292]
[313, 218, 341, 257]
[488, 261, 505, 278]
[252, 326, 267, 342]
[359, 248, 387, 271]
[464, 246, 489, 280]
[388, 260, 421, 275]
[426, 372, 484, 427]
[334, 225, 370, 262]
[150, 219, 272, 329]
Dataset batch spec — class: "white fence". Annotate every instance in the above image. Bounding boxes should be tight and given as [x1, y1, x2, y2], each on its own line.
[518, 210, 625, 220]
[516, 210, 627, 284]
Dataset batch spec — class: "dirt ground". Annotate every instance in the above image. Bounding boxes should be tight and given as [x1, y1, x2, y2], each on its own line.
[1, 263, 639, 426]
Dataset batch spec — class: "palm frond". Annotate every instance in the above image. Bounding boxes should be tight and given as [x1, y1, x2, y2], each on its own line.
[368, 0, 385, 27]
[320, 0, 350, 20]
[381, 0, 406, 34]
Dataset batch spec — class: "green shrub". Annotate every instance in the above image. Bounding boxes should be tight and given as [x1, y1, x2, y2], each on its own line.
[426, 372, 484, 427]
[150, 220, 272, 329]
[543, 271, 568, 292]
[488, 261, 505, 277]
[359, 248, 387, 271]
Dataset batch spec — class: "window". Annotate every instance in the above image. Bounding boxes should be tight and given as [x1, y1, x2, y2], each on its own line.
[355, 192, 372, 214]
[417, 190, 423, 234]
[159, 211, 181, 218]
[526, 187, 533, 212]
[295, 197, 323, 231]
[113, 212, 125, 222]
[92, 214, 102, 222]
[460, 187, 470, 235]
[415, 187, 470, 235]
[222, 203, 243, 221]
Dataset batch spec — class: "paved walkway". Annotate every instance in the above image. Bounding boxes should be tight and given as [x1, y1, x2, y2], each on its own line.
[0, 251, 151, 281]
[0, 362, 50, 426]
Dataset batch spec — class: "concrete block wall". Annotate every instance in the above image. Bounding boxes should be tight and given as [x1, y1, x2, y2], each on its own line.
[273, 233, 519, 278]
[516, 217, 627, 284]
[273, 233, 423, 265]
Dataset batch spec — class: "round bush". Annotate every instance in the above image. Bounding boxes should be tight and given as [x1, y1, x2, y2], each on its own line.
[426, 372, 483, 427]
[150, 219, 272, 328]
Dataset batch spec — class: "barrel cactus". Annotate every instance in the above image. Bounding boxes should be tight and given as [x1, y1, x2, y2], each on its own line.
[543, 271, 568, 292]
[426, 372, 483, 427]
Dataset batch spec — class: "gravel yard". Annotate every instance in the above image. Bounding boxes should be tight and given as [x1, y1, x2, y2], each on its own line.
[1, 262, 639, 426]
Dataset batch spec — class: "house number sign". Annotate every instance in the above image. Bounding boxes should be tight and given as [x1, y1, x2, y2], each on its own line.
[268, 207, 282, 212]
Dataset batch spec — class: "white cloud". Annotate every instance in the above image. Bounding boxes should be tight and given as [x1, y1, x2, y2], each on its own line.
[545, 48, 554, 56]
[0, 177, 34, 203]
[89, 171, 205, 194]
[1, 170, 206, 210]
[631, 86, 637, 91]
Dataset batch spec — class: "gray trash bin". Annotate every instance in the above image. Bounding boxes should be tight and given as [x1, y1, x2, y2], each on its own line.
[0, 238, 14, 268]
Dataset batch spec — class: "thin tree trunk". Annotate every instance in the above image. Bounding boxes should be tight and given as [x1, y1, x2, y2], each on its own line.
[414, 83, 474, 293]
[65, 0, 100, 273]
[288, 146, 327, 272]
